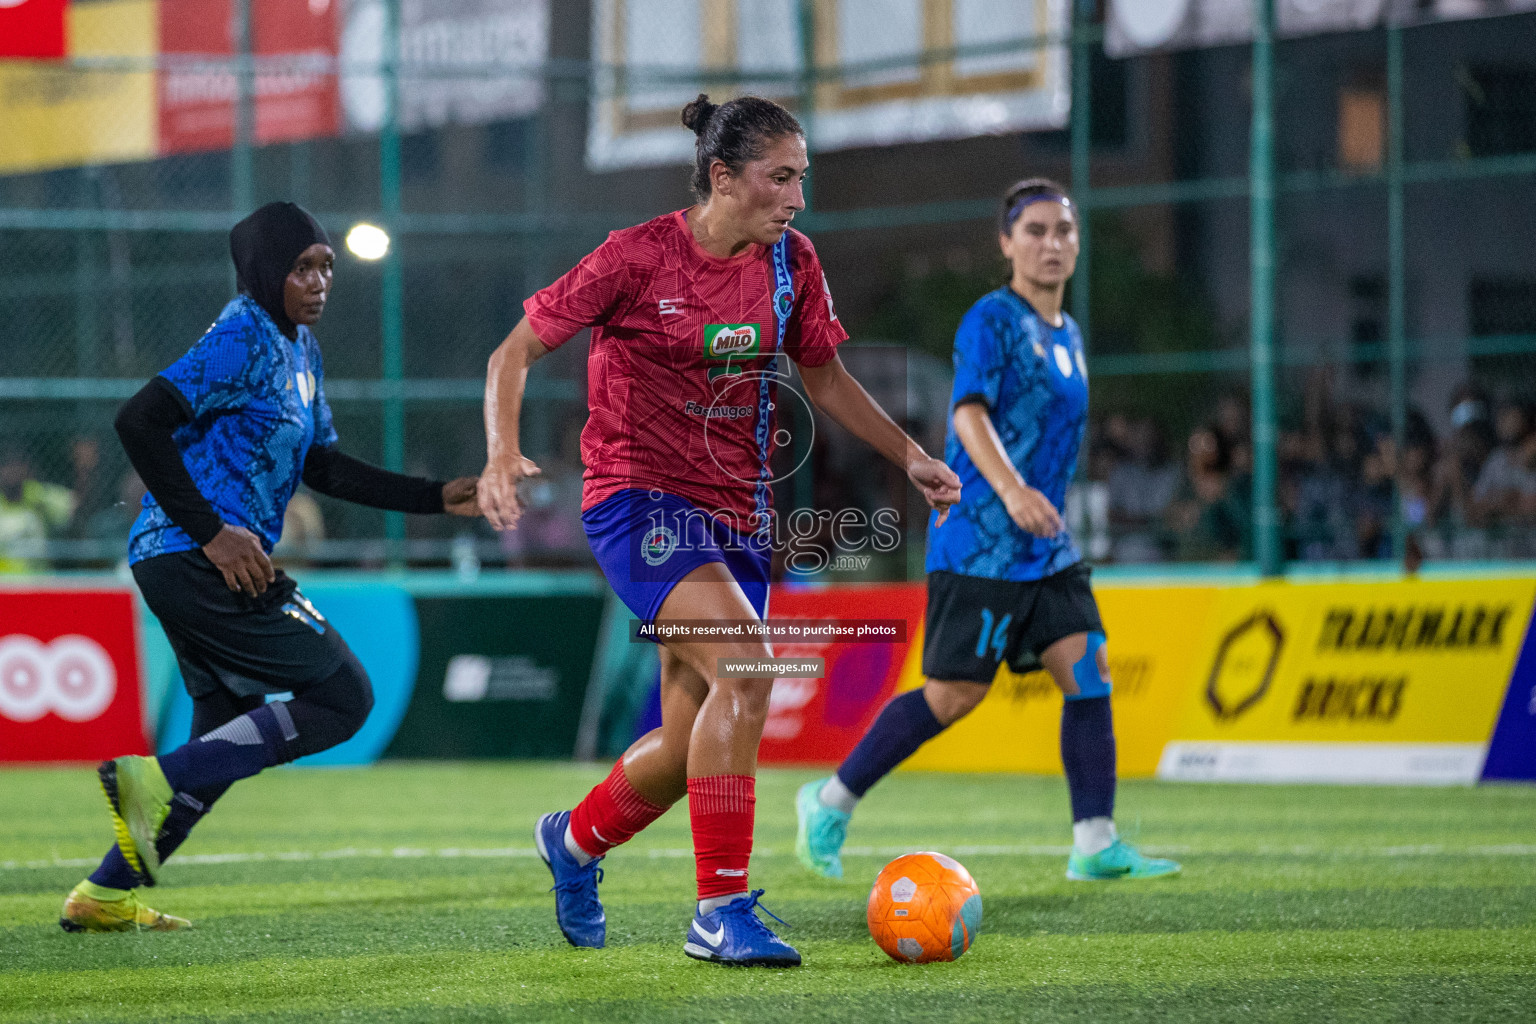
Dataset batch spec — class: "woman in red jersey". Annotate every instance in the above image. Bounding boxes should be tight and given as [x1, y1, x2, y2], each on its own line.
[480, 93, 960, 967]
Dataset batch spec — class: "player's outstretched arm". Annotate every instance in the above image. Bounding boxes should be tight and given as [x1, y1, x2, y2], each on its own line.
[479, 317, 548, 530]
[951, 402, 1062, 537]
[301, 446, 478, 517]
[798, 354, 961, 524]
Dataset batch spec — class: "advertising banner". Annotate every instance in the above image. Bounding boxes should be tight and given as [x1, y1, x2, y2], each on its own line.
[903, 583, 1221, 777]
[1481, 610, 1536, 781]
[385, 593, 606, 759]
[339, 0, 549, 134]
[0, 0, 68, 59]
[1107, 0, 1536, 57]
[587, 0, 1069, 170]
[0, 0, 158, 175]
[0, 590, 149, 763]
[757, 584, 927, 765]
[1157, 578, 1536, 785]
[158, 0, 340, 155]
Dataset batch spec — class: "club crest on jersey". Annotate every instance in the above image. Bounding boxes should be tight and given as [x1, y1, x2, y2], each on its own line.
[640, 525, 678, 566]
[774, 287, 794, 320]
[704, 323, 761, 360]
[1053, 344, 1074, 377]
[293, 370, 317, 408]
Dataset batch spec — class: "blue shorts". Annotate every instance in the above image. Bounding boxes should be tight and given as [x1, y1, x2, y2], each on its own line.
[582, 489, 771, 628]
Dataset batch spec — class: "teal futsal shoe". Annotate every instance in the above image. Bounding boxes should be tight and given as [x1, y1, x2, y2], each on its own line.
[794, 778, 850, 880]
[1067, 839, 1181, 881]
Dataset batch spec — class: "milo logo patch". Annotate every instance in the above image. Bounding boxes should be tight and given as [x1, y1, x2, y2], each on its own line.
[704, 323, 761, 360]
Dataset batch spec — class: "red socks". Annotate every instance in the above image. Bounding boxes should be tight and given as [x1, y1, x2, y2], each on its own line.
[688, 774, 756, 899]
[566, 765, 757, 901]
[568, 760, 668, 859]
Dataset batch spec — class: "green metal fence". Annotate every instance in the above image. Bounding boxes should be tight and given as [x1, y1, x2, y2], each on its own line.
[2, 0, 1534, 575]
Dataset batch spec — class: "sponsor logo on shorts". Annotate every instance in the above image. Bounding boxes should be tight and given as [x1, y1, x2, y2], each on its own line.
[282, 603, 326, 635]
[703, 323, 761, 360]
[641, 525, 678, 566]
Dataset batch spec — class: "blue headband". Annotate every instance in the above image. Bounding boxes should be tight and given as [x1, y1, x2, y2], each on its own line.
[1005, 192, 1072, 229]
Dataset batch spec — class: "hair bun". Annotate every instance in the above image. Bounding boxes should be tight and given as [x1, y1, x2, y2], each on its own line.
[681, 93, 717, 135]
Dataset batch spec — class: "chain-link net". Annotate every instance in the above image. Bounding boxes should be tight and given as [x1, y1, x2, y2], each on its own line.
[2, 2, 1534, 575]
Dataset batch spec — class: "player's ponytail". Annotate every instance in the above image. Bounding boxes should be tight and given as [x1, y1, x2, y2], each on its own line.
[681, 94, 718, 135]
[683, 93, 803, 202]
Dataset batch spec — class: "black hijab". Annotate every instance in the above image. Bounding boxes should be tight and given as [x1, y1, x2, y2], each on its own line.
[229, 202, 330, 339]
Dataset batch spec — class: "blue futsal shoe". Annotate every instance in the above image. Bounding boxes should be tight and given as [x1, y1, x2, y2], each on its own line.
[534, 811, 606, 948]
[683, 890, 801, 967]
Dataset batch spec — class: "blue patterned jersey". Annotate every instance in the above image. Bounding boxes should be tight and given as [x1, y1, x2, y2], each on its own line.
[925, 287, 1088, 581]
[127, 296, 337, 565]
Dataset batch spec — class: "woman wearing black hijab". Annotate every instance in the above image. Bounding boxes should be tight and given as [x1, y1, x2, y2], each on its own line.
[60, 202, 480, 933]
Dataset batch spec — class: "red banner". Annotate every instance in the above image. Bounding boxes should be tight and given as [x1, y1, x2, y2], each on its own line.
[757, 584, 926, 765]
[0, 590, 149, 762]
[0, 0, 68, 59]
[158, 0, 338, 155]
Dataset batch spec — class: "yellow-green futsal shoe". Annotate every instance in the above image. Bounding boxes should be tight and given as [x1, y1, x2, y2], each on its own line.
[59, 881, 190, 932]
[97, 756, 173, 886]
[1067, 839, 1181, 881]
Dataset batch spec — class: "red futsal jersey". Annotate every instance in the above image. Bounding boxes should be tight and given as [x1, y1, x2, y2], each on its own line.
[523, 210, 847, 524]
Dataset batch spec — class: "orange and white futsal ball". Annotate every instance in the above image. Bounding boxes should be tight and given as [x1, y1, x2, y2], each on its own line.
[866, 851, 982, 963]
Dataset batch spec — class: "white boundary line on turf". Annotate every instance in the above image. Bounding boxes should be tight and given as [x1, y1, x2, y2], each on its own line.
[3, 842, 1535, 873]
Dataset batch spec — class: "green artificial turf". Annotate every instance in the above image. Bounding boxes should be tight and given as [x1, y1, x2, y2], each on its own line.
[2, 763, 1534, 1023]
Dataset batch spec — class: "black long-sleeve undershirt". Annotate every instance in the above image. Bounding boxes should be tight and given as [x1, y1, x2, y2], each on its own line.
[114, 377, 225, 546]
[114, 377, 447, 546]
[301, 445, 445, 514]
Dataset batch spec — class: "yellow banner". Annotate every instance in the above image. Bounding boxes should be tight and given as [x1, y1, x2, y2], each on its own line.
[902, 585, 1221, 777]
[899, 576, 1535, 781]
[0, 0, 158, 175]
[1167, 578, 1533, 743]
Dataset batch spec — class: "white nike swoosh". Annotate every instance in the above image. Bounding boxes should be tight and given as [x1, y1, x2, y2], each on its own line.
[693, 920, 726, 947]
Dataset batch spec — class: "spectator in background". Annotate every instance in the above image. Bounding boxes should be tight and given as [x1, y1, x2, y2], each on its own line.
[1394, 410, 1440, 551]
[1100, 411, 1134, 456]
[66, 437, 116, 541]
[499, 419, 587, 568]
[273, 490, 327, 567]
[1213, 393, 1252, 476]
[0, 454, 75, 573]
[1293, 409, 1366, 561]
[1356, 428, 1396, 560]
[1432, 384, 1496, 557]
[1166, 425, 1249, 562]
[1470, 401, 1534, 532]
[1066, 439, 1117, 562]
[1106, 416, 1179, 563]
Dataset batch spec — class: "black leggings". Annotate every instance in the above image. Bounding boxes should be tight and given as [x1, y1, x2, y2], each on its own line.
[190, 647, 375, 763]
[154, 651, 374, 862]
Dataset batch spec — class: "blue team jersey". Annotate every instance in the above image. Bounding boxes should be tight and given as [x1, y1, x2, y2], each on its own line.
[127, 295, 337, 565]
[925, 286, 1088, 582]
